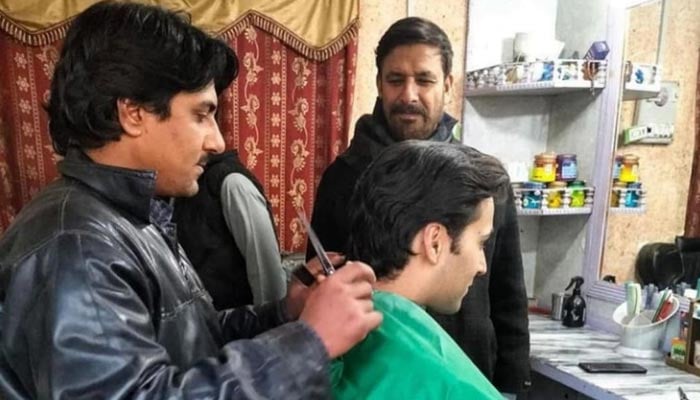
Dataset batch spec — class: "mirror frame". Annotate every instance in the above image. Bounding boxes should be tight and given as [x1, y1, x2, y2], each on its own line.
[584, 0, 691, 332]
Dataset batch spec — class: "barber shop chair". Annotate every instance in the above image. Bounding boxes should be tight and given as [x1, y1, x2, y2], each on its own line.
[635, 236, 700, 289]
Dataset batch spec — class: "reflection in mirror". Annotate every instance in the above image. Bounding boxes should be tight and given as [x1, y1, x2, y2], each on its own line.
[601, 0, 699, 285]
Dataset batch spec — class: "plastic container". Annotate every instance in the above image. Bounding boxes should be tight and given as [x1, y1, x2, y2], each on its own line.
[612, 297, 679, 358]
[610, 180, 627, 207]
[556, 154, 578, 182]
[569, 180, 586, 208]
[531, 153, 557, 183]
[625, 182, 642, 208]
[612, 155, 623, 180]
[547, 181, 567, 208]
[619, 154, 640, 183]
[522, 182, 544, 209]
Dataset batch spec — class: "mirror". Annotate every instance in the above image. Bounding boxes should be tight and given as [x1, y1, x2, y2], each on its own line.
[600, 0, 693, 285]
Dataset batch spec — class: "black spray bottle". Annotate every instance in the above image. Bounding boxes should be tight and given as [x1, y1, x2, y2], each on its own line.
[562, 276, 586, 327]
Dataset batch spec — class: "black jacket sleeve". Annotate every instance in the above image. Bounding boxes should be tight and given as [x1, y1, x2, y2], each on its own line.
[4, 234, 330, 399]
[489, 188, 531, 393]
[307, 160, 359, 261]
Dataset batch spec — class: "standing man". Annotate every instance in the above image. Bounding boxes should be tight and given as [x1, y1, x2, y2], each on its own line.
[0, 1, 381, 398]
[309, 17, 530, 396]
[175, 150, 287, 309]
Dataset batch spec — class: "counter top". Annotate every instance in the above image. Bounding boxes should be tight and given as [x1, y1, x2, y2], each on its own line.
[529, 314, 700, 399]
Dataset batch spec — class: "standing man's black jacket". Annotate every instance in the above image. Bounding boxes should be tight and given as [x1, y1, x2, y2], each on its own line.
[308, 99, 531, 394]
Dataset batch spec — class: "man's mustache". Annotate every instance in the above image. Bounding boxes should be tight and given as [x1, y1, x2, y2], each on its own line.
[390, 103, 427, 117]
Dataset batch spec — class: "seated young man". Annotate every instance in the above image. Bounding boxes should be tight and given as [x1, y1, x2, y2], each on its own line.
[331, 140, 508, 400]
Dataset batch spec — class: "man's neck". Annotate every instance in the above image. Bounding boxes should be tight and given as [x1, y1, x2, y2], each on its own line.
[373, 260, 430, 306]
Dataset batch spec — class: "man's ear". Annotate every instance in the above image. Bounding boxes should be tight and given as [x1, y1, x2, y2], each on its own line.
[421, 222, 444, 265]
[444, 73, 454, 100]
[116, 98, 146, 138]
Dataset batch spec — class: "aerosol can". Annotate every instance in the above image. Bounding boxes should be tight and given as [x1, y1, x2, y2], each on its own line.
[562, 276, 586, 327]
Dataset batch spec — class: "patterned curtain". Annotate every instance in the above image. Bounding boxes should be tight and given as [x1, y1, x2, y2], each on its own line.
[219, 25, 356, 252]
[684, 49, 700, 236]
[0, 14, 357, 254]
[0, 35, 60, 233]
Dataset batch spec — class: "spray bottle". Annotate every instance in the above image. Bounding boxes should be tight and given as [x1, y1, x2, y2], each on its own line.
[562, 276, 586, 327]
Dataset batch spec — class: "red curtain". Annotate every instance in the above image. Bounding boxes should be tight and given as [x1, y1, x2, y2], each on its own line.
[685, 49, 700, 236]
[0, 35, 60, 233]
[219, 26, 356, 252]
[0, 25, 356, 253]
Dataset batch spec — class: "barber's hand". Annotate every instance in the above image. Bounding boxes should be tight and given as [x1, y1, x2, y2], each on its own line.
[299, 261, 383, 359]
[285, 252, 344, 319]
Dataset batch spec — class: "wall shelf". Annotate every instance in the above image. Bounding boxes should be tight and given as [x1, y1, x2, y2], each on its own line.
[513, 185, 595, 217]
[465, 59, 607, 97]
[518, 207, 592, 216]
[609, 206, 646, 214]
[622, 61, 661, 100]
[623, 82, 661, 100]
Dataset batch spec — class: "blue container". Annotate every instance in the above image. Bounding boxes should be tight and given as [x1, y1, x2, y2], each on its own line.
[585, 41, 610, 60]
[625, 182, 642, 208]
[522, 182, 545, 209]
[612, 155, 623, 180]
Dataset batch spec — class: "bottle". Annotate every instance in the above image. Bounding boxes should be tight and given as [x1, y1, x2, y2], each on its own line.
[562, 276, 586, 327]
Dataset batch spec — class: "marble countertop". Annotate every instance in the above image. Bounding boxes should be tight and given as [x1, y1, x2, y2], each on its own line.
[529, 314, 700, 399]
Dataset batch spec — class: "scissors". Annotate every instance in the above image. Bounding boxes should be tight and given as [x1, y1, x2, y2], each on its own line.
[295, 208, 335, 277]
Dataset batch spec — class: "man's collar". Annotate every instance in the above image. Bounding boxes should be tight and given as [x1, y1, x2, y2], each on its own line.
[58, 148, 157, 222]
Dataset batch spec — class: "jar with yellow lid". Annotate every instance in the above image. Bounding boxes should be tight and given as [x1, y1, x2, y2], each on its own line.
[547, 181, 567, 208]
[531, 152, 557, 183]
[618, 154, 639, 183]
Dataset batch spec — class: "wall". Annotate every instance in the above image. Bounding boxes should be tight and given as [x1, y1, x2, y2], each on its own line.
[535, 0, 610, 306]
[351, 0, 468, 138]
[462, 0, 560, 298]
[601, 0, 700, 282]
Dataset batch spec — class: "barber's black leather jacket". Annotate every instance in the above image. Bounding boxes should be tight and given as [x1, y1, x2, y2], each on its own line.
[0, 149, 330, 399]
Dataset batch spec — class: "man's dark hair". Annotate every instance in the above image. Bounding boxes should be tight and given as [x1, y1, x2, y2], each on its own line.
[375, 17, 453, 77]
[347, 141, 509, 280]
[47, 0, 239, 155]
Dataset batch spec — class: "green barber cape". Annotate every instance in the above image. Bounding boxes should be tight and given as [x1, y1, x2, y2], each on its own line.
[331, 291, 504, 399]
